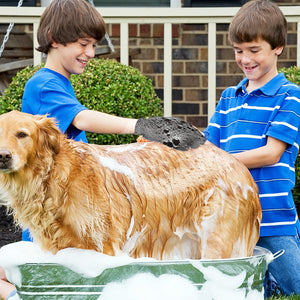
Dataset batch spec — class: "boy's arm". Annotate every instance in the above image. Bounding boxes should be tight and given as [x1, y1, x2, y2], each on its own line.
[0, 267, 17, 300]
[233, 136, 287, 169]
[72, 110, 206, 150]
[72, 110, 137, 134]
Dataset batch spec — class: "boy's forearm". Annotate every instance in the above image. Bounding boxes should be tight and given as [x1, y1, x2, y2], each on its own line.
[0, 279, 16, 300]
[233, 148, 273, 169]
[73, 110, 137, 134]
[233, 136, 287, 169]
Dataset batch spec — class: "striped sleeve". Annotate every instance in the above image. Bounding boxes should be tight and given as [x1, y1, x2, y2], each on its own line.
[267, 92, 300, 147]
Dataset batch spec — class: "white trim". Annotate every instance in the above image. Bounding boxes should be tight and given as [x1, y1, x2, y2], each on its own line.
[259, 192, 289, 198]
[272, 121, 298, 131]
[164, 22, 172, 117]
[208, 22, 216, 121]
[260, 215, 299, 227]
[170, 0, 181, 7]
[220, 134, 263, 143]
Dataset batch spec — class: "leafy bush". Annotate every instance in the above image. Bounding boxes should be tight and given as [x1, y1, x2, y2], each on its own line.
[280, 66, 300, 215]
[0, 58, 163, 145]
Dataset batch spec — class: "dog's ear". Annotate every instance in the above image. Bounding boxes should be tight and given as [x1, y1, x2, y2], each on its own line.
[34, 115, 62, 155]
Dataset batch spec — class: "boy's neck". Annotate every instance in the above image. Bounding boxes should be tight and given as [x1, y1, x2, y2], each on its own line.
[245, 70, 279, 93]
[44, 51, 71, 80]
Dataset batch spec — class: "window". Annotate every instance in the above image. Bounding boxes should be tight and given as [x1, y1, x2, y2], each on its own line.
[184, 0, 247, 7]
[93, 0, 170, 7]
[0, 0, 36, 5]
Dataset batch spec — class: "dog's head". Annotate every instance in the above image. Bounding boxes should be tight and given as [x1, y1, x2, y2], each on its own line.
[0, 111, 61, 173]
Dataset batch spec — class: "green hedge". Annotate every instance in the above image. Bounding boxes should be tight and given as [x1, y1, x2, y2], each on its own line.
[280, 66, 300, 216]
[0, 58, 163, 145]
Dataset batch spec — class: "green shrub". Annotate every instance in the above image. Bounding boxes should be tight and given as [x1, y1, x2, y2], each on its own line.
[280, 66, 300, 216]
[0, 58, 163, 145]
[0, 64, 42, 113]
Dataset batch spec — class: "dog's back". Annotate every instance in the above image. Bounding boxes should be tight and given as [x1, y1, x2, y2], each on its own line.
[86, 142, 261, 259]
[0, 111, 262, 259]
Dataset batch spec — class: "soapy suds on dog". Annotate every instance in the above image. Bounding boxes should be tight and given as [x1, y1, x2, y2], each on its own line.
[0, 155, 260, 299]
[0, 242, 265, 300]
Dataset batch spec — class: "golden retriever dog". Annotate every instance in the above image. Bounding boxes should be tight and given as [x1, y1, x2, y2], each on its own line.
[0, 111, 262, 259]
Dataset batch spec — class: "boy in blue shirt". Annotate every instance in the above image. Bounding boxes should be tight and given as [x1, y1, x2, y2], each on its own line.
[205, 0, 300, 297]
[0, 0, 205, 299]
[21, 0, 203, 149]
[19, 0, 203, 239]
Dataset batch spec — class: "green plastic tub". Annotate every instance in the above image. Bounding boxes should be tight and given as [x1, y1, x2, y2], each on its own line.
[0, 243, 283, 300]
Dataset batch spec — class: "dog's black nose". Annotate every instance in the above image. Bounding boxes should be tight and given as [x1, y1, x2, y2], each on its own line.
[0, 150, 12, 163]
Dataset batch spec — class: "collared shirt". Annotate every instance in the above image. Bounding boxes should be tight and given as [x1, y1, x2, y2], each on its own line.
[205, 72, 300, 236]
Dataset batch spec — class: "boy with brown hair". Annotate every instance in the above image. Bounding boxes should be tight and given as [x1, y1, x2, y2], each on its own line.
[19, 0, 203, 240]
[21, 0, 203, 149]
[0, 0, 205, 299]
[205, 0, 300, 297]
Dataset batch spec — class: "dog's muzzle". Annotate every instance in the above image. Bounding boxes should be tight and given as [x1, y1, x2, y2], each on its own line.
[0, 149, 12, 171]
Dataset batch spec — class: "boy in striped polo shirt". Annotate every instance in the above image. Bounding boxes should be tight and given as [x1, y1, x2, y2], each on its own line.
[205, 0, 300, 297]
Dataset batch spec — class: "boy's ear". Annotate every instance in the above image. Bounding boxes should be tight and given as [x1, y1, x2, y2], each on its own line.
[47, 30, 58, 48]
[275, 46, 284, 56]
[51, 41, 59, 49]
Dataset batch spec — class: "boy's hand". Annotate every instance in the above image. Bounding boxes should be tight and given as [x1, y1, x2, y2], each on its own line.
[134, 117, 206, 151]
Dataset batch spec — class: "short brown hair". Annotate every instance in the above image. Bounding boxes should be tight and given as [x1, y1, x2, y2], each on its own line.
[229, 0, 287, 49]
[37, 0, 106, 54]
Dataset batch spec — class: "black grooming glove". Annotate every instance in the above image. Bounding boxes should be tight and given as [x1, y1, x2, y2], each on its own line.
[134, 117, 206, 151]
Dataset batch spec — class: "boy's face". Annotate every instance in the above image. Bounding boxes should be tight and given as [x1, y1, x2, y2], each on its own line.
[49, 37, 97, 79]
[233, 39, 284, 91]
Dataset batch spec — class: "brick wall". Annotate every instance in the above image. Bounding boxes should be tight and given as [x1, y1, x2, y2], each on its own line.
[106, 0, 300, 129]
[0, 1, 299, 129]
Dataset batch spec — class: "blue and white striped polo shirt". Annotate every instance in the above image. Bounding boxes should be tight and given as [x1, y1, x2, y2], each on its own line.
[205, 72, 300, 237]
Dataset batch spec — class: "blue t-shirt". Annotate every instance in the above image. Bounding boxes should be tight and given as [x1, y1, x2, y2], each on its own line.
[22, 68, 88, 142]
[205, 73, 300, 237]
[21, 68, 89, 241]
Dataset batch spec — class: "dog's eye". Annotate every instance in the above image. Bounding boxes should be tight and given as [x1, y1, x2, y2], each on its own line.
[16, 131, 28, 139]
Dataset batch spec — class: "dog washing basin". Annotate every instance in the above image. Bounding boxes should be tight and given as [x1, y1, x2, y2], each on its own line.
[0, 242, 284, 300]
